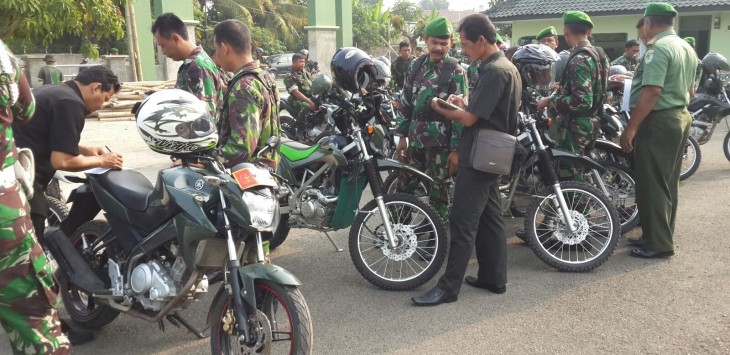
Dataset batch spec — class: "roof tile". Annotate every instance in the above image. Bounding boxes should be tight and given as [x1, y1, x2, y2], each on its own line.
[485, 0, 730, 19]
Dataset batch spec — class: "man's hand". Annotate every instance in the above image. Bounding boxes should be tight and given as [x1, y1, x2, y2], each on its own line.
[308, 100, 316, 111]
[620, 126, 637, 153]
[99, 152, 124, 170]
[537, 97, 552, 111]
[447, 151, 458, 177]
[396, 138, 409, 163]
[447, 94, 467, 109]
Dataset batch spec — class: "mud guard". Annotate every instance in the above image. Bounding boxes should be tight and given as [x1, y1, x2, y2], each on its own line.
[376, 158, 434, 183]
[551, 149, 606, 172]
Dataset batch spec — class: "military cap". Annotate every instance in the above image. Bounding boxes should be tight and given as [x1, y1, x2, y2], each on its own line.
[110, 47, 119, 54]
[496, 33, 504, 44]
[44, 54, 56, 62]
[416, 46, 423, 51]
[644, 2, 678, 18]
[683, 37, 696, 48]
[536, 26, 557, 41]
[563, 11, 594, 28]
[424, 16, 454, 38]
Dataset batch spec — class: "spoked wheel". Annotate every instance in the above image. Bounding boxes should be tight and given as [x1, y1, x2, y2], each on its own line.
[383, 170, 430, 201]
[211, 280, 313, 355]
[526, 181, 620, 272]
[60, 220, 120, 329]
[680, 135, 701, 181]
[45, 195, 68, 228]
[349, 193, 447, 290]
[593, 160, 639, 232]
[724, 131, 730, 162]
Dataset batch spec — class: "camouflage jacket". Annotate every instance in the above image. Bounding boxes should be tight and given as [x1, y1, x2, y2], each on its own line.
[218, 61, 281, 168]
[397, 54, 467, 150]
[0, 43, 35, 169]
[611, 54, 638, 72]
[467, 60, 480, 91]
[391, 56, 414, 91]
[551, 41, 609, 122]
[305, 61, 319, 76]
[176, 46, 223, 123]
[284, 69, 313, 98]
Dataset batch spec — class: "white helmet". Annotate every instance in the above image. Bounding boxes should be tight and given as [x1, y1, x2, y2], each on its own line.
[136, 89, 218, 155]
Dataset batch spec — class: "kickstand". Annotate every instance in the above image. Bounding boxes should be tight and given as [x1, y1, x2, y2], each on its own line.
[166, 313, 208, 339]
[324, 232, 343, 252]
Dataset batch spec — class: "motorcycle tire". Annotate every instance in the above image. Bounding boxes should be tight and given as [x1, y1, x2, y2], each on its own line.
[60, 220, 120, 329]
[46, 195, 68, 228]
[210, 280, 313, 355]
[680, 135, 701, 181]
[595, 160, 639, 232]
[525, 181, 620, 272]
[46, 178, 64, 201]
[263, 214, 290, 251]
[723, 131, 730, 162]
[382, 170, 430, 201]
[349, 193, 447, 291]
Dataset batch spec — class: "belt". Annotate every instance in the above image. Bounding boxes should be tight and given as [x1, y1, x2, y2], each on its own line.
[0, 164, 17, 188]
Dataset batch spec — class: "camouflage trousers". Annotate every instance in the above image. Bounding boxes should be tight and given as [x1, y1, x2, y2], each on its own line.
[0, 182, 69, 355]
[287, 97, 312, 122]
[558, 116, 600, 181]
[396, 147, 452, 222]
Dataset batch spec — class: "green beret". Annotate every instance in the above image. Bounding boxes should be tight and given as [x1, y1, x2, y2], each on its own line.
[644, 2, 678, 18]
[683, 37, 696, 48]
[536, 26, 557, 41]
[424, 16, 454, 38]
[563, 11, 593, 28]
[416, 46, 423, 51]
[496, 33, 504, 44]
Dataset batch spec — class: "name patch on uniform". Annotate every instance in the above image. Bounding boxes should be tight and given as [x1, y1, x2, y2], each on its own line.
[644, 50, 654, 64]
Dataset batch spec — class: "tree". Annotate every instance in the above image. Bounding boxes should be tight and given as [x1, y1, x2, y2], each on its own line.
[391, 0, 421, 22]
[419, 0, 449, 10]
[352, 0, 391, 51]
[0, 0, 125, 59]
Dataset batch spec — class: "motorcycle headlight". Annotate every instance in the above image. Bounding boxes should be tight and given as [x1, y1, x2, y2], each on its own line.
[241, 189, 278, 230]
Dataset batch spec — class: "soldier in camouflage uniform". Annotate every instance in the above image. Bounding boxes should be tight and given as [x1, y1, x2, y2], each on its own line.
[152, 13, 223, 122]
[392, 41, 414, 92]
[396, 16, 467, 221]
[300, 49, 319, 76]
[284, 53, 315, 123]
[538, 11, 609, 165]
[0, 40, 70, 355]
[214, 20, 281, 169]
[611, 39, 641, 72]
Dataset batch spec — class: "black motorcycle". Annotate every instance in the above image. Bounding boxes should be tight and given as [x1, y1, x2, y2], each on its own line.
[689, 74, 730, 161]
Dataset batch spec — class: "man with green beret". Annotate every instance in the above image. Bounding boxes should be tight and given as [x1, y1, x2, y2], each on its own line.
[415, 46, 424, 57]
[538, 11, 609, 173]
[38, 54, 63, 85]
[620, 2, 700, 258]
[611, 39, 641, 72]
[536, 26, 559, 50]
[683, 36, 696, 49]
[395, 16, 467, 222]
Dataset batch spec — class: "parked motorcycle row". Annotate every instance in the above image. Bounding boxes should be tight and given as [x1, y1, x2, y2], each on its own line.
[40, 49, 729, 355]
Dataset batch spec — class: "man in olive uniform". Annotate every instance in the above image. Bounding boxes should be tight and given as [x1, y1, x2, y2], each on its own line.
[392, 41, 413, 92]
[284, 53, 315, 123]
[538, 11, 609, 162]
[395, 16, 467, 221]
[37, 55, 63, 85]
[152, 13, 223, 122]
[611, 39, 641, 72]
[0, 40, 70, 354]
[620, 3, 700, 258]
[214, 20, 281, 169]
[536, 26, 559, 50]
[300, 49, 319, 76]
[254, 47, 268, 69]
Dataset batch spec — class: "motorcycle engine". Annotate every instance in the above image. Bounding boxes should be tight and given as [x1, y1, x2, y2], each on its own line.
[690, 113, 712, 144]
[297, 188, 336, 228]
[129, 259, 189, 311]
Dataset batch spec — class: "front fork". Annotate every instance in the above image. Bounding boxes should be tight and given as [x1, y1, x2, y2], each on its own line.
[355, 130, 398, 249]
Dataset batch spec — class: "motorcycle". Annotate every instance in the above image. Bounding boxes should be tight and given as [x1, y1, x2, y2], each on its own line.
[280, 96, 339, 145]
[688, 75, 730, 161]
[45, 141, 313, 354]
[268, 90, 448, 291]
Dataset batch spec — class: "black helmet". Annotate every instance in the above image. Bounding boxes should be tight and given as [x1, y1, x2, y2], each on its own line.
[331, 47, 378, 93]
[512, 44, 559, 91]
[701, 52, 730, 73]
[609, 65, 628, 76]
[554, 50, 570, 82]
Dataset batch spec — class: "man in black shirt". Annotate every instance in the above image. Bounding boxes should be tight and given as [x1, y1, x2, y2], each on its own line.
[13, 66, 123, 239]
[412, 13, 521, 306]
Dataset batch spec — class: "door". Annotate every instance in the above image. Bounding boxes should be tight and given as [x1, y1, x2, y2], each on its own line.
[679, 15, 711, 58]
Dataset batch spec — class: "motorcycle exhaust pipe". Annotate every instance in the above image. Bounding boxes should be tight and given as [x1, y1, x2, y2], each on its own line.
[44, 227, 107, 294]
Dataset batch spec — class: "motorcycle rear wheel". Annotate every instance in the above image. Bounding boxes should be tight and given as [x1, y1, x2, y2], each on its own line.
[592, 160, 639, 232]
[349, 193, 447, 290]
[723, 131, 730, 162]
[45, 195, 68, 229]
[525, 181, 620, 272]
[263, 214, 290, 251]
[680, 135, 701, 181]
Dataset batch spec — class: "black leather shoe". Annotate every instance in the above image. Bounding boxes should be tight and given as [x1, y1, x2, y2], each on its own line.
[60, 319, 94, 346]
[630, 248, 674, 259]
[411, 287, 457, 306]
[464, 276, 506, 294]
[626, 238, 644, 247]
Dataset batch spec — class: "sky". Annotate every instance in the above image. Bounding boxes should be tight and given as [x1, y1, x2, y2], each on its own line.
[381, 0, 489, 11]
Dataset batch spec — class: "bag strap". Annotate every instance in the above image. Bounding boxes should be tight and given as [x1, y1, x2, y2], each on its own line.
[559, 43, 608, 117]
[217, 68, 277, 145]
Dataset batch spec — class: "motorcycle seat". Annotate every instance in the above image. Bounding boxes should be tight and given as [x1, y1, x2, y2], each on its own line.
[96, 170, 154, 212]
[279, 137, 317, 151]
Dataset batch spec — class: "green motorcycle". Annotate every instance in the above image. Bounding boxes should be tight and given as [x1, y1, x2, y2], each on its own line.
[267, 91, 448, 291]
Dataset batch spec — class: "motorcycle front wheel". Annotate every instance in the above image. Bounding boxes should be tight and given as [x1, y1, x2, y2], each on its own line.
[349, 193, 447, 290]
[210, 280, 313, 355]
[525, 181, 620, 272]
[680, 135, 701, 181]
[723, 131, 730, 162]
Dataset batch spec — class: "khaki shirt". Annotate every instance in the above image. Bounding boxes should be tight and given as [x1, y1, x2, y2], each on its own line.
[629, 29, 700, 111]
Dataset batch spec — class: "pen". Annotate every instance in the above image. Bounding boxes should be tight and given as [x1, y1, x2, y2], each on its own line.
[105, 145, 112, 152]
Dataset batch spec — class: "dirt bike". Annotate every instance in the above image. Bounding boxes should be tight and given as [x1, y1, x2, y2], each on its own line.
[45, 141, 313, 354]
[688, 75, 730, 161]
[267, 90, 448, 290]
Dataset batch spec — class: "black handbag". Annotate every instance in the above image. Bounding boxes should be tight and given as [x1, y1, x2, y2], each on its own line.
[469, 129, 516, 175]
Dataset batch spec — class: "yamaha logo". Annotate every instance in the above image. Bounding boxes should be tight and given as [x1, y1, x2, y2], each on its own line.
[194, 179, 205, 190]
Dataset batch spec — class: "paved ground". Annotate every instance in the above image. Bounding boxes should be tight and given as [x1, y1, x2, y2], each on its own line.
[2, 120, 730, 354]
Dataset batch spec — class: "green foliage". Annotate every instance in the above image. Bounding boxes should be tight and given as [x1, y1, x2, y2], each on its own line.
[420, 0, 449, 11]
[352, 0, 391, 51]
[0, 0, 126, 59]
[391, 0, 422, 22]
[251, 27, 287, 55]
